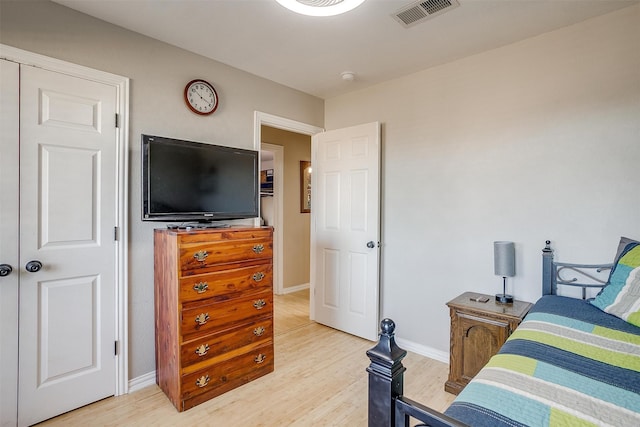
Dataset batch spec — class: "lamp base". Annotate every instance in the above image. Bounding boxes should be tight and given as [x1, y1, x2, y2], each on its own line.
[495, 293, 514, 304]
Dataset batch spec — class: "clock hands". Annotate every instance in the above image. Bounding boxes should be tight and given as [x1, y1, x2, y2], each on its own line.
[193, 88, 213, 106]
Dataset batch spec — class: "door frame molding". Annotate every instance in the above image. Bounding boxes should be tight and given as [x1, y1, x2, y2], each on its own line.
[0, 44, 130, 396]
[253, 112, 323, 296]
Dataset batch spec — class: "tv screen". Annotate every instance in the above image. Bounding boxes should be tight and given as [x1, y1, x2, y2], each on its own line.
[142, 134, 259, 222]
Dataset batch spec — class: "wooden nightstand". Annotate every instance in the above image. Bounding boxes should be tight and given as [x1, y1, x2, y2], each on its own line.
[444, 291, 532, 395]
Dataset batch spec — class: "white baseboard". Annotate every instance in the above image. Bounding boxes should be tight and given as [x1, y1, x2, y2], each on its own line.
[395, 337, 449, 364]
[128, 371, 156, 393]
[281, 283, 309, 294]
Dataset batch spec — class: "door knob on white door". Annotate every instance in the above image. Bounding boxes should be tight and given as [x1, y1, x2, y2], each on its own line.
[25, 260, 42, 273]
[0, 264, 13, 276]
[366, 241, 375, 249]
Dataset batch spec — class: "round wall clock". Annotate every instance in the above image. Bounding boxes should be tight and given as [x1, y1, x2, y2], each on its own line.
[184, 79, 219, 115]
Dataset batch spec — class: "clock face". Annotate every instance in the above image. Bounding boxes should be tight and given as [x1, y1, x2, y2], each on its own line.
[184, 79, 219, 115]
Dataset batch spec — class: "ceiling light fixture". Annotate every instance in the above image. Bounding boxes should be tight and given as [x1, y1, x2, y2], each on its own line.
[275, 0, 367, 17]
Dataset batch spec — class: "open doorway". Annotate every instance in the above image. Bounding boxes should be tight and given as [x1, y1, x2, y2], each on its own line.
[260, 126, 311, 296]
[254, 112, 323, 324]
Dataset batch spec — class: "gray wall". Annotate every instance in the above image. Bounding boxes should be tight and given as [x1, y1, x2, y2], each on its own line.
[0, 0, 324, 379]
[325, 5, 640, 358]
[3, 0, 639, 378]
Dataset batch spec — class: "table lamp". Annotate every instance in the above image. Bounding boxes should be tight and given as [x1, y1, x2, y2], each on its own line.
[494, 241, 515, 304]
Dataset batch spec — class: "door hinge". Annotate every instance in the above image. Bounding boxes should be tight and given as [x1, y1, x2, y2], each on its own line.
[114, 340, 119, 356]
[115, 113, 119, 128]
[114, 226, 119, 241]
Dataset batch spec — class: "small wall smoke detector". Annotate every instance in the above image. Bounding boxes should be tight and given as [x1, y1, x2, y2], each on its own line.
[392, 0, 460, 28]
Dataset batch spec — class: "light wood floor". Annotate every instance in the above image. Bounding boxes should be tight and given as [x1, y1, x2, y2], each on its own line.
[38, 289, 455, 426]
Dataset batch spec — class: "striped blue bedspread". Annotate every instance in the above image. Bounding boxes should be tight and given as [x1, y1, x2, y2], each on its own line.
[444, 295, 640, 426]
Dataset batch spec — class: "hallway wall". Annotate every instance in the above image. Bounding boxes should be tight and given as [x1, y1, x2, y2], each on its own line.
[261, 126, 311, 290]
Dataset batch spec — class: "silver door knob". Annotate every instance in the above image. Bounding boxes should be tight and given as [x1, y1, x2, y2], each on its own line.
[367, 241, 375, 249]
[0, 264, 13, 277]
[25, 260, 43, 273]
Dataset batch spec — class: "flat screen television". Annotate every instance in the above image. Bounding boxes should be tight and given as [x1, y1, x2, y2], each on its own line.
[142, 134, 259, 222]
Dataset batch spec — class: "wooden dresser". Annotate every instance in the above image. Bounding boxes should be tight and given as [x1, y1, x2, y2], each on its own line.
[154, 226, 274, 411]
[445, 292, 532, 395]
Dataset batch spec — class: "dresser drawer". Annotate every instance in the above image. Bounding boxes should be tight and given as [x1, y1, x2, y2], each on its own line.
[181, 291, 273, 339]
[177, 228, 272, 245]
[181, 343, 274, 401]
[179, 238, 273, 273]
[179, 263, 272, 303]
[181, 319, 273, 368]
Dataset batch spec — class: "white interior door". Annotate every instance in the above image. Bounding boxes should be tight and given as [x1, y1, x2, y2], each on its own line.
[0, 59, 20, 427]
[311, 122, 380, 341]
[17, 65, 118, 426]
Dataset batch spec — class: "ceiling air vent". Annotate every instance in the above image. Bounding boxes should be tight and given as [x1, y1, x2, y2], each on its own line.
[392, 0, 460, 28]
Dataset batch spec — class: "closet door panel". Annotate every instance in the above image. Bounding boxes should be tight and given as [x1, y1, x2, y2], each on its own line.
[39, 144, 100, 245]
[18, 64, 118, 427]
[0, 58, 20, 427]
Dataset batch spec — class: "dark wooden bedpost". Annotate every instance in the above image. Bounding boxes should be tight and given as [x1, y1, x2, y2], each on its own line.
[542, 240, 554, 295]
[367, 318, 407, 427]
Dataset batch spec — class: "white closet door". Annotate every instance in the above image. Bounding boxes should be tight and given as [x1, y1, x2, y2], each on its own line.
[0, 58, 20, 427]
[17, 65, 118, 426]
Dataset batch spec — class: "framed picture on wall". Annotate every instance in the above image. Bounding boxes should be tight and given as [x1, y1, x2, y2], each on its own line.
[300, 161, 311, 213]
[261, 169, 273, 195]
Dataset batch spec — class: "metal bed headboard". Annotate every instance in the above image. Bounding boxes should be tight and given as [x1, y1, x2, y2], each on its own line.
[542, 240, 614, 299]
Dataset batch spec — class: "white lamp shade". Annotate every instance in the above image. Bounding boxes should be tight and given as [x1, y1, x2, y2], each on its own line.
[494, 241, 515, 277]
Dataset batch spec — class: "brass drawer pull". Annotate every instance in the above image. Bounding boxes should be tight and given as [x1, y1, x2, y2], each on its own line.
[195, 313, 210, 326]
[253, 326, 265, 337]
[193, 250, 208, 262]
[252, 272, 265, 282]
[195, 375, 210, 388]
[193, 282, 209, 294]
[254, 354, 266, 364]
[253, 299, 266, 310]
[252, 244, 264, 254]
[195, 344, 210, 357]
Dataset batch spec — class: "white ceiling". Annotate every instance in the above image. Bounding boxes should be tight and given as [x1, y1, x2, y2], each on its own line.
[53, 0, 638, 99]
